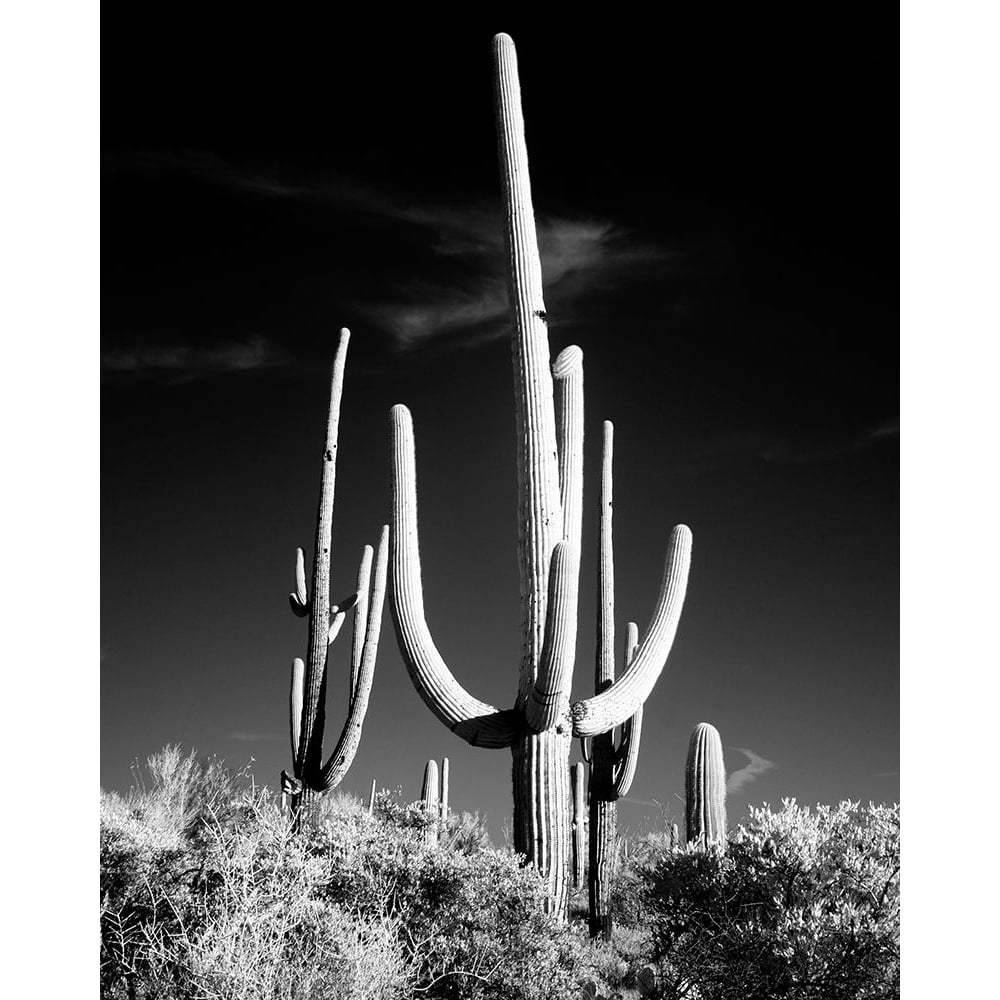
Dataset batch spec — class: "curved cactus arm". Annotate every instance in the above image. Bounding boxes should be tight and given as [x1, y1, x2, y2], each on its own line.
[289, 657, 305, 765]
[327, 610, 347, 646]
[349, 544, 374, 699]
[289, 547, 310, 617]
[390, 404, 518, 748]
[319, 525, 389, 791]
[612, 704, 643, 798]
[580, 736, 591, 764]
[611, 622, 641, 797]
[297, 328, 350, 777]
[571, 524, 693, 738]
[553, 345, 584, 554]
[525, 541, 577, 732]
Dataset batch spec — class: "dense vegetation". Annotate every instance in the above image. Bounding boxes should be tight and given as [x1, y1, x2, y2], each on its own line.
[101, 747, 899, 999]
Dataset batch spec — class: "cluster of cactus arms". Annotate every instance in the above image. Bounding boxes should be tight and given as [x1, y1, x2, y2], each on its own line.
[583, 423, 647, 938]
[685, 722, 727, 851]
[280, 328, 390, 817]
[388, 34, 693, 917]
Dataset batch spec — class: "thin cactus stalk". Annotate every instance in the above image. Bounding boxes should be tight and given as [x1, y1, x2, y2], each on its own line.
[368, 777, 377, 816]
[670, 822, 679, 851]
[588, 422, 648, 937]
[280, 329, 390, 819]
[440, 757, 450, 821]
[571, 762, 586, 889]
[685, 722, 727, 851]
[388, 34, 692, 917]
[421, 758, 440, 846]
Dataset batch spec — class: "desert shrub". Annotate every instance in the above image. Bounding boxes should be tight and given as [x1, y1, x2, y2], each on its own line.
[632, 800, 900, 1000]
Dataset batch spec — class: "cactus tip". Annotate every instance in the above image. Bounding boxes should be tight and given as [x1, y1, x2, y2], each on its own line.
[552, 344, 583, 378]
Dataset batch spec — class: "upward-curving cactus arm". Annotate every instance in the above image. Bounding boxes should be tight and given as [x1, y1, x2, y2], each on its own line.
[289, 657, 305, 763]
[571, 524, 692, 738]
[289, 547, 309, 617]
[319, 525, 390, 790]
[349, 545, 373, 700]
[612, 623, 642, 798]
[525, 541, 577, 732]
[390, 404, 519, 748]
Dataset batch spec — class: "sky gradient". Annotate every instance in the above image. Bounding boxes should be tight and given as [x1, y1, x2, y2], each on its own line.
[102, 12, 897, 837]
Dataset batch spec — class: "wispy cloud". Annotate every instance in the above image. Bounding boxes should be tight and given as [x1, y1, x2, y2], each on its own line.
[110, 148, 674, 353]
[102, 336, 288, 381]
[727, 746, 776, 794]
[227, 731, 285, 743]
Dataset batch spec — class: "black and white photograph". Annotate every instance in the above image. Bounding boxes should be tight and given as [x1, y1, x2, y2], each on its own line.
[6, 3, 981, 995]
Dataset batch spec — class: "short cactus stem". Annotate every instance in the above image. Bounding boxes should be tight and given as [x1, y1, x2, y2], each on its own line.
[571, 762, 586, 889]
[421, 758, 440, 846]
[685, 723, 727, 851]
[368, 778, 376, 816]
[440, 757, 450, 821]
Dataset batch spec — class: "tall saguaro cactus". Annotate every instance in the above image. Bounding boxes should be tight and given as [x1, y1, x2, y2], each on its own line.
[281, 329, 390, 816]
[685, 722, 727, 851]
[389, 34, 693, 916]
[587, 425, 647, 936]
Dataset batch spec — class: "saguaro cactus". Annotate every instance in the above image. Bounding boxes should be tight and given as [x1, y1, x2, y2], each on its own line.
[280, 329, 390, 817]
[587, 422, 646, 938]
[421, 758, 440, 845]
[389, 34, 692, 916]
[685, 722, 727, 851]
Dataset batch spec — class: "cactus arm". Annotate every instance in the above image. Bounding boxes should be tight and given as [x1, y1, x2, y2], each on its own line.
[553, 346, 584, 555]
[327, 610, 347, 647]
[289, 657, 305, 763]
[297, 328, 351, 780]
[389, 404, 518, 748]
[368, 778, 377, 815]
[525, 541, 577, 732]
[611, 622, 642, 797]
[319, 525, 390, 791]
[571, 524, 693, 738]
[349, 545, 374, 699]
[493, 32, 564, 689]
[596, 421, 616, 693]
[580, 736, 591, 764]
[289, 547, 309, 617]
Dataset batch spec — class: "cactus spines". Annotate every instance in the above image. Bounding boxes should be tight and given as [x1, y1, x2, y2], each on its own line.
[440, 757, 450, 821]
[282, 329, 389, 813]
[421, 758, 440, 845]
[571, 762, 586, 889]
[388, 34, 692, 918]
[685, 722, 727, 851]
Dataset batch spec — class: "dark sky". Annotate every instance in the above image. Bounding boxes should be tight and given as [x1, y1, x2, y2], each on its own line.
[102, 11, 898, 835]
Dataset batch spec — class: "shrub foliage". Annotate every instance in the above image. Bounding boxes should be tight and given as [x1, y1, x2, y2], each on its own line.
[101, 749, 899, 999]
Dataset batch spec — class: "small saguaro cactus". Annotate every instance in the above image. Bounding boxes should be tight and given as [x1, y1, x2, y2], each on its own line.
[586, 421, 647, 939]
[685, 722, 727, 851]
[280, 329, 390, 818]
[368, 778, 377, 815]
[421, 758, 440, 845]
[440, 756, 450, 821]
[389, 34, 692, 917]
